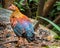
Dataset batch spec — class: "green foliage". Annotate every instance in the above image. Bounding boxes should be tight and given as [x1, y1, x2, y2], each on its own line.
[0, 4, 2, 8]
[48, 1, 60, 32]
[55, 1, 60, 10]
[14, 0, 25, 11]
[14, 0, 38, 16]
[49, 1, 60, 17]
[36, 16, 60, 32]
[36, 16, 60, 39]
[14, 0, 30, 11]
[55, 35, 60, 40]
[33, 0, 39, 3]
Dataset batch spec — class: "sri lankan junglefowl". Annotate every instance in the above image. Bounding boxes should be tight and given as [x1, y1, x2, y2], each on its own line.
[8, 4, 35, 43]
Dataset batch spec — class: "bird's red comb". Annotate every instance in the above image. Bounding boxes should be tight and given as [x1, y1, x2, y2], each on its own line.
[8, 4, 16, 10]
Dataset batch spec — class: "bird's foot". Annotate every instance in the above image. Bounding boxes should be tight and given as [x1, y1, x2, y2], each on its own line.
[16, 37, 24, 46]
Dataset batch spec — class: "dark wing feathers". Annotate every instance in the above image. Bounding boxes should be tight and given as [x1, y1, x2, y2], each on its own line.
[13, 22, 24, 36]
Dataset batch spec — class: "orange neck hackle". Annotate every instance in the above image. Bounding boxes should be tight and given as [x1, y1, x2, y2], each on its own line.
[8, 4, 23, 17]
[9, 4, 30, 22]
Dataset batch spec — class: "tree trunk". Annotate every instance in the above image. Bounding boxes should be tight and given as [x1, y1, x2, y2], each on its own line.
[4, 0, 15, 8]
[34, 0, 45, 31]
[36, 0, 45, 16]
[43, 0, 57, 16]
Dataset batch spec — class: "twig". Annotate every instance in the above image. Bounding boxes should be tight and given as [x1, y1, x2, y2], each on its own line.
[35, 0, 45, 30]
[0, 40, 18, 45]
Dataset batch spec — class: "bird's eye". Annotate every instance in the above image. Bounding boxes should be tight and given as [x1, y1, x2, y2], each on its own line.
[12, 16, 15, 18]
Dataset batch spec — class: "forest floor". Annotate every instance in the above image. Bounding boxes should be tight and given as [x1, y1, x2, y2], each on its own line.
[0, 21, 60, 48]
[0, 8, 60, 48]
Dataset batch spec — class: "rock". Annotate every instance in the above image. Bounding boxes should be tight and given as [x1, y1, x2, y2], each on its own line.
[0, 45, 7, 48]
[0, 8, 12, 24]
[4, 43, 16, 48]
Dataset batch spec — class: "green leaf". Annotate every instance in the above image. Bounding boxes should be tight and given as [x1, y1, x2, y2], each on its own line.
[57, 6, 60, 10]
[20, 8, 25, 11]
[55, 36, 60, 40]
[0, 4, 2, 8]
[37, 16, 60, 31]
[14, 2, 21, 7]
[49, 9, 55, 17]
[56, 2, 60, 5]
[55, 2, 60, 6]
[29, 0, 33, 3]
[49, 46, 60, 48]
[19, 0, 24, 5]
[33, 0, 39, 3]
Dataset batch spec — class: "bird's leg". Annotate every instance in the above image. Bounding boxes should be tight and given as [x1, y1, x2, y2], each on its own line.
[16, 37, 24, 47]
[20, 37, 26, 45]
[23, 38, 34, 45]
[18, 37, 24, 46]
[19, 37, 29, 45]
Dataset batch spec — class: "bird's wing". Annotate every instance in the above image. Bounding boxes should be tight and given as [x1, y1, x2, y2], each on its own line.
[10, 17, 25, 36]
[21, 20, 35, 42]
[20, 19, 35, 37]
[13, 22, 25, 37]
[10, 17, 34, 37]
[21, 20, 34, 32]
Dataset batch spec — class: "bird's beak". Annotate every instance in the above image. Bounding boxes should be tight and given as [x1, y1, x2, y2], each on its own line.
[8, 6, 12, 10]
[8, 4, 13, 10]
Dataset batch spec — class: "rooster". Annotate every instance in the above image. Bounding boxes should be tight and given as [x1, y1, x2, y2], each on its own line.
[8, 4, 35, 44]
